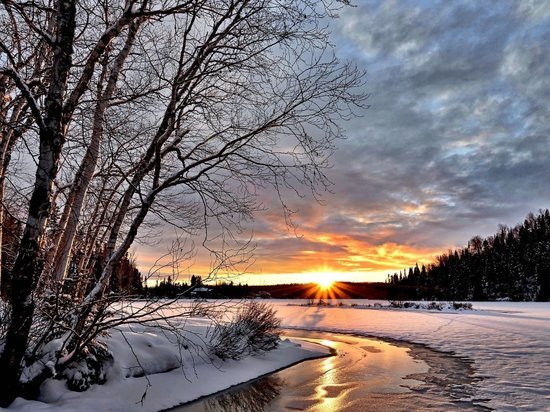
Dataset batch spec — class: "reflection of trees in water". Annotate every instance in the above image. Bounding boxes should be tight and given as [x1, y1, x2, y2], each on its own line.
[203, 375, 283, 412]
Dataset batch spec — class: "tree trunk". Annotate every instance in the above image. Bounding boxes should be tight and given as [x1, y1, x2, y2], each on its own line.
[50, 19, 142, 282]
[0, 137, 11, 299]
[0, 130, 65, 405]
[0, 98, 30, 299]
[0, 74, 9, 295]
[68, 190, 157, 349]
[1, 12, 53, 297]
[0, 0, 77, 405]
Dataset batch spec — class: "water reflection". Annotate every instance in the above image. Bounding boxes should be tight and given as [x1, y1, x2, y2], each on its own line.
[316, 340, 350, 411]
[171, 330, 487, 412]
[180, 375, 283, 412]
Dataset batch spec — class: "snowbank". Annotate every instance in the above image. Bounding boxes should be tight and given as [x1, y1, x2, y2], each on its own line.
[4, 317, 329, 412]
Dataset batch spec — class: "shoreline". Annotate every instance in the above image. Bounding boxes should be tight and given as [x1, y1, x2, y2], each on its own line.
[168, 328, 487, 411]
[163, 338, 334, 411]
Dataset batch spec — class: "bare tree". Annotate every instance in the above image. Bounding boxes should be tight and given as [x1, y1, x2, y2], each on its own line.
[0, 0, 366, 405]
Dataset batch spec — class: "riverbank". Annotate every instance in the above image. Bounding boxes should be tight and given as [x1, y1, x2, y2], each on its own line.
[3, 318, 330, 412]
[174, 330, 487, 411]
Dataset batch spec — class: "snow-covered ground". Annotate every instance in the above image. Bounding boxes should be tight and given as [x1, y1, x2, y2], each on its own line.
[273, 300, 550, 411]
[4, 317, 328, 412]
[4, 300, 550, 411]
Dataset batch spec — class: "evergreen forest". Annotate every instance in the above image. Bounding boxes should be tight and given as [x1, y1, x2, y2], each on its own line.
[388, 210, 550, 301]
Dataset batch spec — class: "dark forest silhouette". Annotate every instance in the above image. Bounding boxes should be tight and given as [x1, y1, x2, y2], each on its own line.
[388, 209, 550, 301]
[18, 208, 548, 302]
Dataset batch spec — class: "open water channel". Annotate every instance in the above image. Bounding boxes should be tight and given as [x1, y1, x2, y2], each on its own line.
[170, 329, 489, 411]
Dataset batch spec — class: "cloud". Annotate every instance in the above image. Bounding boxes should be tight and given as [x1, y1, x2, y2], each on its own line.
[136, 1, 550, 283]
[314, 0, 550, 240]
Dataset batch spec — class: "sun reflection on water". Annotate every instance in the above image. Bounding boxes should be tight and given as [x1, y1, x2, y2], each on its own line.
[315, 339, 350, 411]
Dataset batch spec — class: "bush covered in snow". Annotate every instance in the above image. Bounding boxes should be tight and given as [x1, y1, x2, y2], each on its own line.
[209, 301, 281, 360]
[389, 301, 473, 311]
[62, 342, 112, 392]
[452, 302, 473, 310]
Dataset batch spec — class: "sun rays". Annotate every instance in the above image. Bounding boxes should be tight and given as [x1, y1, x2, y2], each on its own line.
[316, 272, 336, 290]
[298, 269, 360, 299]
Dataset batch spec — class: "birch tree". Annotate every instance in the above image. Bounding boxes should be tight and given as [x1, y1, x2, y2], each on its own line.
[0, 0, 365, 404]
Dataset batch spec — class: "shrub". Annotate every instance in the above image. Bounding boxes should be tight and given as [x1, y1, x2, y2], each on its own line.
[452, 302, 473, 310]
[209, 301, 281, 360]
[62, 342, 113, 392]
[427, 301, 443, 311]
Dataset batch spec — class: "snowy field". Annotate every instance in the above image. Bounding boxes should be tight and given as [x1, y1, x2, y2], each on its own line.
[273, 300, 550, 411]
[3, 300, 550, 411]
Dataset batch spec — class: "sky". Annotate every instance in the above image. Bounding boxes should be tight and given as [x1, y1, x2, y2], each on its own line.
[137, 0, 550, 285]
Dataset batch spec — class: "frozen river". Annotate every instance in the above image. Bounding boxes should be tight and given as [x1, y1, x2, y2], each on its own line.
[173, 329, 487, 411]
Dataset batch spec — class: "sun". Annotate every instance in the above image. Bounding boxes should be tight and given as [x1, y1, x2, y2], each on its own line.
[316, 273, 335, 290]
[303, 270, 350, 298]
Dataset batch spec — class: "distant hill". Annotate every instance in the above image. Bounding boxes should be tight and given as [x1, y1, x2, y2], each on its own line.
[141, 280, 420, 300]
[248, 281, 419, 300]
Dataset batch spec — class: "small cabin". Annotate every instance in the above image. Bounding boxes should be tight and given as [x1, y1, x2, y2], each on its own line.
[189, 286, 213, 298]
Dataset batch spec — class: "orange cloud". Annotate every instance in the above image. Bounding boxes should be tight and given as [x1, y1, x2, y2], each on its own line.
[136, 232, 441, 285]
[135, 201, 451, 285]
[252, 233, 439, 276]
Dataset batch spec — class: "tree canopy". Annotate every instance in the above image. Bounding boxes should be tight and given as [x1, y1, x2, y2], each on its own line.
[0, 0, 365, 405]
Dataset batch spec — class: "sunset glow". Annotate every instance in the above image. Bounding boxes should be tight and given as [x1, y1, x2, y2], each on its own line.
[137, 236, 442, 285]
[316, 273, 336, 290]
[134, 0, 549, 288]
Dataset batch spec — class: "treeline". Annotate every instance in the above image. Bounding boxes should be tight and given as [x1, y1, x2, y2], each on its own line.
[142, 276, 253, 299]
[141, 281, 418, 300]
[248, 282, 394, 299]
[1, 213, 142, 298]
[142, 276, 192, 298]
[388, 210, 550, 301]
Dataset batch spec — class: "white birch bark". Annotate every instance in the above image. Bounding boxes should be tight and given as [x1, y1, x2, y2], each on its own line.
[50, 19, 143, 282]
